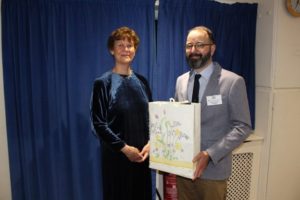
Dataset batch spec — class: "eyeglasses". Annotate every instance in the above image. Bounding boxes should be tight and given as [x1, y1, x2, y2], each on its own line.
[185, 42, 213, 50]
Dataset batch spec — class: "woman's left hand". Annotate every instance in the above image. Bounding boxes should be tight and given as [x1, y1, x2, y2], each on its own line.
[138, 142, 150, 162]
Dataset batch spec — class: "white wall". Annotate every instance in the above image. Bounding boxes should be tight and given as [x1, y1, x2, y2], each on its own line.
[255, 0, 300, 200]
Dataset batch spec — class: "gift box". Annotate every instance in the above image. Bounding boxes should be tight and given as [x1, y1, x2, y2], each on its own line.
[149, 101, 201, 179]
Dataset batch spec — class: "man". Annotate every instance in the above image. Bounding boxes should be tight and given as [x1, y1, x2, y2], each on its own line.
[175, 26, 252, 200]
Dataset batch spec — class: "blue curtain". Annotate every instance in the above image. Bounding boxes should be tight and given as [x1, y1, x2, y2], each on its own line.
[1, 0, 155, 199]
[2, 0, 258, 199]
[155, 0, 257, 127]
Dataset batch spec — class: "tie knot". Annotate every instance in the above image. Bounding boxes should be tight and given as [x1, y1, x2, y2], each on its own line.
[195, 74, 201, 80]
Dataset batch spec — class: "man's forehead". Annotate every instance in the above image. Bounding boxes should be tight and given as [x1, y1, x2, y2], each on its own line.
[187, 30, 208, 41]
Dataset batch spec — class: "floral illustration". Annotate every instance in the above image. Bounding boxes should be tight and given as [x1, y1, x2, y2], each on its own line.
[150, 109, 190, 161]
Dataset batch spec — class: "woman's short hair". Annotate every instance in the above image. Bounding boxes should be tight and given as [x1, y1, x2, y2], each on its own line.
[107, 27, 140, 50]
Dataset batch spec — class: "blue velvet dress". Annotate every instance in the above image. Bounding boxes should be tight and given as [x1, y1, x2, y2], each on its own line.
[91, 71, 152, 200]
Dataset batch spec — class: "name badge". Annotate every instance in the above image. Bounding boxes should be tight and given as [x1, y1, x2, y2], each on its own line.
[206, 95, 222, 106]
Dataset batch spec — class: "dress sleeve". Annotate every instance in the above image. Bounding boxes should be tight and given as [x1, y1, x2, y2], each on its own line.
[90, 79, 125, 151]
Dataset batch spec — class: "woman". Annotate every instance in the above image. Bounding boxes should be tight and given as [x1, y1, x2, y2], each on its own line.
[90, 27, 152, 200]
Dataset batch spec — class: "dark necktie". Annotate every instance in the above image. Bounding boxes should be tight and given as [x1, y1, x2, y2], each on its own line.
[192, 74, 201, 103]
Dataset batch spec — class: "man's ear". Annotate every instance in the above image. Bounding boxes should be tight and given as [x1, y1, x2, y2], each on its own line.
[211, 44, 216, 56]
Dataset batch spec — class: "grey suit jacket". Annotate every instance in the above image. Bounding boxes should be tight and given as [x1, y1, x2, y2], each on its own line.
[175, 62, 252, 180]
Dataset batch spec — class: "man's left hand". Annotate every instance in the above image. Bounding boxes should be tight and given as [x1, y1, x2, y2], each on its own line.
[192, 151, 210, 180]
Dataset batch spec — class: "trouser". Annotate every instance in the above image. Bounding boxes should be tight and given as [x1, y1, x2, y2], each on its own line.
[176, 176, 227, 200]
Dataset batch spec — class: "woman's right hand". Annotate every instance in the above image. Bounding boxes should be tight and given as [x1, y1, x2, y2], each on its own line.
[121, 145, 143, 162]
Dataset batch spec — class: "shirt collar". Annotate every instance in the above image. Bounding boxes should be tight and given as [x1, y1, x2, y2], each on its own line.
[189, 62, 214, 80]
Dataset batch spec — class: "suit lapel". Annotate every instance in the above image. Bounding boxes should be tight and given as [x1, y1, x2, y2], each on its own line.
[181, 72, 191, 101]
[201, 63, 222, 111]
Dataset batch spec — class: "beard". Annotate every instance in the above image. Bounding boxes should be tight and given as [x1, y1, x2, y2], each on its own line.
[186, 51, 211, 69]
